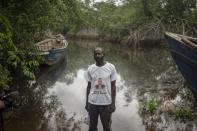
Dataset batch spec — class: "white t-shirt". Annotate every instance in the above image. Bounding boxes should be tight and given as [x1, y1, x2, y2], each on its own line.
[86, 62, 117, 105]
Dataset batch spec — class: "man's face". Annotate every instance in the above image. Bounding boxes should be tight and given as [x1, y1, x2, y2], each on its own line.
[94, 48, 104, 63]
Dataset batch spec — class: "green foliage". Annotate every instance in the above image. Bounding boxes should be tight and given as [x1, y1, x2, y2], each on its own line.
[1, 0, 84, 43]
[0, 14, 39, 89]
[0, 14, 16, 90]
[172, 84, 197, 120]
[0, 65, 11, 90]
[190, 8, 197, 24]
[80, 0, 197, 37]
[0, 0, 84, 89]
[174, 107, 194, 120]
[140, 98, 160, 114]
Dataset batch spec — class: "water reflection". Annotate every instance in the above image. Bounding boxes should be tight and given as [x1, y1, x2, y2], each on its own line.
[47, 68, 144, 131]
[5, 40, 197, 131]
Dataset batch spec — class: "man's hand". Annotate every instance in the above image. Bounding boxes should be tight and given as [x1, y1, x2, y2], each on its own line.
[108, 104, 116, 113]
[110, 80, 116, 113]
[85, 103, 89, 112]
[86, 82, 91, 112]
[0, 100, 5, 109]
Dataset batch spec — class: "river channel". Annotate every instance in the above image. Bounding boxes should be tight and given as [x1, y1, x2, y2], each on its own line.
[5, 40, 197, 131]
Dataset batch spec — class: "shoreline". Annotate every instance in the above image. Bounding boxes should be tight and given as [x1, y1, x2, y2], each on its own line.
[66, 34, 167, 48]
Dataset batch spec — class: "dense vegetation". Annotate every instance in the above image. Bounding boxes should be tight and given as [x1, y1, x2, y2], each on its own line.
[0, 0, 197, 90]
[0, 0, 82, 90]
[80, 0, 197, 42]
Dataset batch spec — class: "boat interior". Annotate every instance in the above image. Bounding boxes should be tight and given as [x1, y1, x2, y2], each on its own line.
[180, 35, 197, 48]
[36, 35, 67, 52]
[166, 32, 197, 48]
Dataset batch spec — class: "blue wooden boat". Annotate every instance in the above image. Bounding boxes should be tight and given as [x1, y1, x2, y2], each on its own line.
[35, 34, 68, 66]
[164, 32, 197, 99]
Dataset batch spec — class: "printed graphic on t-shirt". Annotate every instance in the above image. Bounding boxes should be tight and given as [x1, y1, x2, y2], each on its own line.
[94, 78, 106, 94]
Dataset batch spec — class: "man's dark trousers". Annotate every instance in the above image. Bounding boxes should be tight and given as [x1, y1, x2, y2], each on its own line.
[88, 103, 112, 131]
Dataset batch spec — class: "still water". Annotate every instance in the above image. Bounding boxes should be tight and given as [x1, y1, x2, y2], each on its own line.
[5, 40, 197, 131]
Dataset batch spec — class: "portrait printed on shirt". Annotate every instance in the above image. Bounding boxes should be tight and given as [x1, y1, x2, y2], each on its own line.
[94, 78, 106, 94]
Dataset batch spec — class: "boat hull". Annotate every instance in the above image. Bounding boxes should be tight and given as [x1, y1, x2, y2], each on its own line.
[165, 32, 197, 99]
[43, 47, 66, 66]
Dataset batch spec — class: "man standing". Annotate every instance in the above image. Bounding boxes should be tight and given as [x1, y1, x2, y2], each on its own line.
[85, 47, 117, 131]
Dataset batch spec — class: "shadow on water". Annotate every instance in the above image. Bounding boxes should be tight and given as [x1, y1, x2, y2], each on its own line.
[37, 57, 68, 83]
[5, 39, 197, 131]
